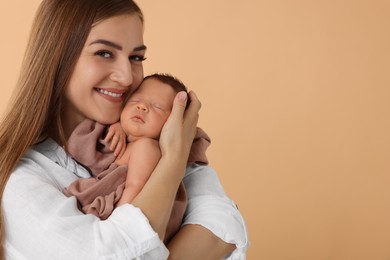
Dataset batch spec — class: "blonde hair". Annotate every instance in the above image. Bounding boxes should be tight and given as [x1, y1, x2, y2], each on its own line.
[0, 0, 143, 257]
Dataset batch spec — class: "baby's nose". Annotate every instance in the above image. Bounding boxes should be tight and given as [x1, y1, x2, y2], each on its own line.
[137, 103, 148, 112]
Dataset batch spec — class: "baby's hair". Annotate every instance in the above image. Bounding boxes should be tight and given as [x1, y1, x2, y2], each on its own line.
[143, 73, 191, 108]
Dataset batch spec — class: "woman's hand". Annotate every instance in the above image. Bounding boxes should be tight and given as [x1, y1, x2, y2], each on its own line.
[159, 91, 201, 161]
[130, 91, 201, 240]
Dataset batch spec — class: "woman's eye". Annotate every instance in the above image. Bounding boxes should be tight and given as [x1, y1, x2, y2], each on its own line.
[95, 50, 113, 58]
[129, 55, 146, 62]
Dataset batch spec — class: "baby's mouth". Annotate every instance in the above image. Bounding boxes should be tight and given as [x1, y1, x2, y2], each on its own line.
[132, 115, 145, 123]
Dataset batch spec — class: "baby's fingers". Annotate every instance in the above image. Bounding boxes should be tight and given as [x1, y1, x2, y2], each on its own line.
[113, 137, 125, 157]
[116, 143, 126, 159]
[104, 129, 115, 143]
[110, 135, 120, 151]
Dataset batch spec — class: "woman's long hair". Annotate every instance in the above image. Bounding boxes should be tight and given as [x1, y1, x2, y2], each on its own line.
[0, 0, 143, 257]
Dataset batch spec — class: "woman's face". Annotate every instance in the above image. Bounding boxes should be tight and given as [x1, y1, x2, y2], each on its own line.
[63, 14, 146, 136]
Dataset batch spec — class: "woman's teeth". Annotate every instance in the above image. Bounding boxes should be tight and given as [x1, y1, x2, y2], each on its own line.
[97, 89, 123, 98]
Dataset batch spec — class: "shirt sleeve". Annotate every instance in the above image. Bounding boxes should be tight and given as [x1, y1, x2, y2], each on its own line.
[182, 164, 250, 259]
[3, 157, 169, 260]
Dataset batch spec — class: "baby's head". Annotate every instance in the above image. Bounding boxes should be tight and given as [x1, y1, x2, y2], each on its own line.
[121, 73, 188, 142]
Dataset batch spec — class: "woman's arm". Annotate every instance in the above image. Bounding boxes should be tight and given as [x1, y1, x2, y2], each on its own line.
[169, 164, 250, 259]
[130, 91, 201, 240]
[167, 224, 236, 260]
[3, 148, 169, 259]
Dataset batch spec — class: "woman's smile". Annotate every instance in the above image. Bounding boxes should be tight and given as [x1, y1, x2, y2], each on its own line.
[95, 87, 126, 103]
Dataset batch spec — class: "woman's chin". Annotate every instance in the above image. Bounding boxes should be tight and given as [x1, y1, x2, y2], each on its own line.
[94, 115, 120, 125]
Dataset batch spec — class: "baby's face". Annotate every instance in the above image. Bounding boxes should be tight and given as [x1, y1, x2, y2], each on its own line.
[121, 78, 176, 141]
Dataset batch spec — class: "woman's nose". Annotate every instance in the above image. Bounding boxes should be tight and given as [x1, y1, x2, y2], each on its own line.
[136, 103, 148, 112]
[110, 60, 133, 87]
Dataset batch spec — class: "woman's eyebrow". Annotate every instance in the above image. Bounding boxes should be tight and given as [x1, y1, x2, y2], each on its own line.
[89, 39, 122, 50]
[89, 39, 147, 52]
[134, 45, 147, 52]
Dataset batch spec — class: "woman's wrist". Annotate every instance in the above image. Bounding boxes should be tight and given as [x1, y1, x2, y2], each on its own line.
[159, 152, 188, 178]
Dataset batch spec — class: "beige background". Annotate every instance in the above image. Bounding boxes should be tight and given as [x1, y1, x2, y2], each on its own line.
[1, 1, 390, 259]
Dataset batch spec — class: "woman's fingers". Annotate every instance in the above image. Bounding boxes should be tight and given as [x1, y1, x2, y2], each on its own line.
[184, 91, 201, 127]
[186, 91, 201, 113]
[159, 91, 201, 158]
[169, 91, 188, 123]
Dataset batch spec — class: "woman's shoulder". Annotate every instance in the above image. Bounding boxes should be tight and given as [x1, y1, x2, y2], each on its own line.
[9, 138, 90, 189]
[12, 139, 60, 178]
[16, 138, 66, 175]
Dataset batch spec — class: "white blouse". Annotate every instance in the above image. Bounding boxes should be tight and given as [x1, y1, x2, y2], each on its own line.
[3, 139, 249, 259]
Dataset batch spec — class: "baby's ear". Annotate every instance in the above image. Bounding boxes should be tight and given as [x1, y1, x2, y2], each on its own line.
[185, 93, 191, 110]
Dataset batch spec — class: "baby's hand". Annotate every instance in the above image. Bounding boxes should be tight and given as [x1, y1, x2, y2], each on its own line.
[104, 122, 126, 158]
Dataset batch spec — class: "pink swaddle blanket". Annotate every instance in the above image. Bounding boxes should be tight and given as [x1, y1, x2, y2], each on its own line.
[64, 119, 210, 243]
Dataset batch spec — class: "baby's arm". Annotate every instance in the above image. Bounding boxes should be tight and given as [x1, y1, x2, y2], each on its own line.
[116, 138, 161, 206]
[104, 122, 126, 157]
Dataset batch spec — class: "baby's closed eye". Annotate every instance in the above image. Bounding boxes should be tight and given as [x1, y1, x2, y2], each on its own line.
[127, 98, 140, 103]
[153, 103, 165, 110]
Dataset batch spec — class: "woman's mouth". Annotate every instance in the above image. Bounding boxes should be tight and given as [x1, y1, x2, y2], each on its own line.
[96, 88, 124, 98]
[96, 88, 125, 103]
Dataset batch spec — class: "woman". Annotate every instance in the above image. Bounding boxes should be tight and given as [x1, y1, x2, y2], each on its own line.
[0, 0, 248, 259]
